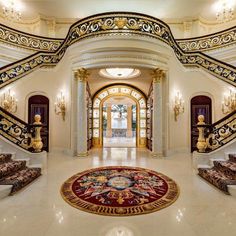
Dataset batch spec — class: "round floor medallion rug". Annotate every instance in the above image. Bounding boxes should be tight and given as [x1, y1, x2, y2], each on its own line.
[61, 166, 179, 216]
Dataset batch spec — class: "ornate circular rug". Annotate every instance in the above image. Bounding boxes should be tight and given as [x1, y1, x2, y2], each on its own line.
[61, 166, 179, 216]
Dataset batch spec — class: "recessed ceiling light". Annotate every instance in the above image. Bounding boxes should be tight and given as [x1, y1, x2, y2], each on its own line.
[99, 68, 140, 79]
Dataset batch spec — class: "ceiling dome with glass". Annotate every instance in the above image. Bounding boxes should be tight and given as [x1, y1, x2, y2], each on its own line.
[99, 68, 140, 79]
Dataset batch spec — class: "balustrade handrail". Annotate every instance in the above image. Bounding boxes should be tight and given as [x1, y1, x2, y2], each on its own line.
[177, 26, 236, 52]
[196, 110, 236, 152]
[0, 107, 43, 152]
[0, 12, 236, 89]
[0, 19, 236, 53]
[0, 23, 62, 52]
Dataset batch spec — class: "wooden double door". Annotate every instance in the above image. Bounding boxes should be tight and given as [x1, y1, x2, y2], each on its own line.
[28, 95, 49, 152]
[191, 96, 212, 152]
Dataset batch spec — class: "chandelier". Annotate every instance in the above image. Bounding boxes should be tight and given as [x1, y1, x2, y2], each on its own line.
[216, 0, 234, 23]
[2, 0, 22, 21]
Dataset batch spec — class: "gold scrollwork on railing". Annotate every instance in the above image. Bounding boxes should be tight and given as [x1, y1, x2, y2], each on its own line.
[197, 112, 236, 152]
[0, 20, 236, 53]
[0, 12, 236, 89]
[177, 26, 236, 52]
[0, 23, 62, 52]
[0, 107, 43, 152]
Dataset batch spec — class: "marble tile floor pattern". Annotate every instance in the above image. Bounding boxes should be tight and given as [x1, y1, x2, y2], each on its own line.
[0, 148, 236, 236]
[103, 137, 136, 147]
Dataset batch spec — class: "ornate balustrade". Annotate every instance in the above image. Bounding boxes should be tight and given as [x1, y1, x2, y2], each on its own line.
[0, 107, 43, 152]
[1, 20, 236, 53]
[0, 23, 62, 52]
[196, 111, 236, 152]
[0, 12, 236, 89]
[177, 26, 236, 52]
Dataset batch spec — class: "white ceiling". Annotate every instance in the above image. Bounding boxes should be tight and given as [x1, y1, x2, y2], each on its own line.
[88, 68, 153, 96]
[9, 0, 233, 22]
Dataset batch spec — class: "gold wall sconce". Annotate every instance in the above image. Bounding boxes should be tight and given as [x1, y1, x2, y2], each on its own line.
[0, 89, 17, 113]
[222, 90, 236, 114]
[173, 91, 184, 121]
[55, 91, 66, 121]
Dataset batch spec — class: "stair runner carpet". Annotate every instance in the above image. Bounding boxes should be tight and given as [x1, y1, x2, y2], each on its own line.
[0, 154, 41, 195]
[198, 154, 236, 194]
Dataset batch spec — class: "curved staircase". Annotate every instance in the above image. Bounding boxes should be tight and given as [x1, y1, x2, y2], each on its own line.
[0, 153, 41, 198]
[198, 154, 236, 196]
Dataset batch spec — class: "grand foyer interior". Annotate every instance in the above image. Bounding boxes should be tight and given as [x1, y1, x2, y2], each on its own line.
[0, 0, 236, 235]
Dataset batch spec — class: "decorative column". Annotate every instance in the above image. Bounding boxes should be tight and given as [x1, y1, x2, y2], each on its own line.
[151, 68, 165, 157]
[106, 104, 112, 138]
[126, 104, 133, 138]
[32, 114, 43, 153]
[196, 115, 207, 153]
[74, 68, 90, 157]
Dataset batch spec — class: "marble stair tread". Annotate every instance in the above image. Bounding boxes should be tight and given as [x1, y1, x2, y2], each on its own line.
[0, 167, 41, 194]
[197, 164, 211, 169]
[198, 167, 236, 194]
[210, 158, 226, 166]
[12, 158, 30, 166]
[0, 160, 27, 178]
[0, 185, 12, 199]
[213, 160, 236, 172]
[228, 185, 236, 197]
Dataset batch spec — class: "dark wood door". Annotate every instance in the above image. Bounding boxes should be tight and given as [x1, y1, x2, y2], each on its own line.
[191, 96, 212, 152]
[28, 95, 49, 152]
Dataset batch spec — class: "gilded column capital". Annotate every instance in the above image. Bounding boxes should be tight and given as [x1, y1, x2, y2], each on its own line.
[151, 68, 165, 83]
[74, 68, 90, 82]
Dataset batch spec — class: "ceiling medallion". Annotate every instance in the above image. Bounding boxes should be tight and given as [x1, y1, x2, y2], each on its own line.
[99, 68, 140, 79]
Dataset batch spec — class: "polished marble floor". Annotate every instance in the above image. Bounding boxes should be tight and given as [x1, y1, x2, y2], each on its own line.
[103, 137, 136, 147]
[0, 148, 236, 236]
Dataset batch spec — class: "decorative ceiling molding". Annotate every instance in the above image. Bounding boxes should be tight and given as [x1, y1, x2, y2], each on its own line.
[0, 12, 235, 89]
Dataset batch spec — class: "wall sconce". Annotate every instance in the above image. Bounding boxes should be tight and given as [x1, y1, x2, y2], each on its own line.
[173, 91, 184, 121]
[0, 89, 17, 113]
[222, 90, 236, 114]
[55, 91, 66, 121]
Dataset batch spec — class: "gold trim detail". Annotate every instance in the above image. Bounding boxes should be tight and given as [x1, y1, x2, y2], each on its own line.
[1, 12, 236, 89]
[151, 68, 165, 83]
[177, 26, 236, 52]
[0, 24, 62, 52]
[74, 68, 90, 82]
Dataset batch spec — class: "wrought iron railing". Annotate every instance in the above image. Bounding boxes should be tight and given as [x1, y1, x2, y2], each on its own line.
[0, 107, 43, 152]
[0, 23, 62, 52]
[177, 26, 236, 52]
[1, 20, 236, 53]
[0, 12, 236, 89]
[196, 111, 236, 152]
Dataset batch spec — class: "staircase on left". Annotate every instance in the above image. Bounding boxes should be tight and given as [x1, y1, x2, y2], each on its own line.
[0, 153, 41, 198]
[0, 107, 45, 199]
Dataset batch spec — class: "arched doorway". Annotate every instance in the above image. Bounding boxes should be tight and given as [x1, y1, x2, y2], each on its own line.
[93, 84, 147, 148]
[28, 95, 49, 152]
[103, 96, 137, 147]
[191, 95, 212, 152]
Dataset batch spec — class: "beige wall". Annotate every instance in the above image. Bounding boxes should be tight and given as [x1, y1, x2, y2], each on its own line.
[0, 36, 234, 155]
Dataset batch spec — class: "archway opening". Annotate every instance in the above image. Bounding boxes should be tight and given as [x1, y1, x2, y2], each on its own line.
[103, 96, 137, 147]
[92, 84, 147, 148]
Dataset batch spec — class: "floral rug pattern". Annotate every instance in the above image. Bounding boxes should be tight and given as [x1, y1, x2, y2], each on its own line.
[61, 166, 179, 216]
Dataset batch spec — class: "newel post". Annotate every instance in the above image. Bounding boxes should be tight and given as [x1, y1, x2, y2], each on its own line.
[32, 114, 43, 152]
[196, 115, 207, 153]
